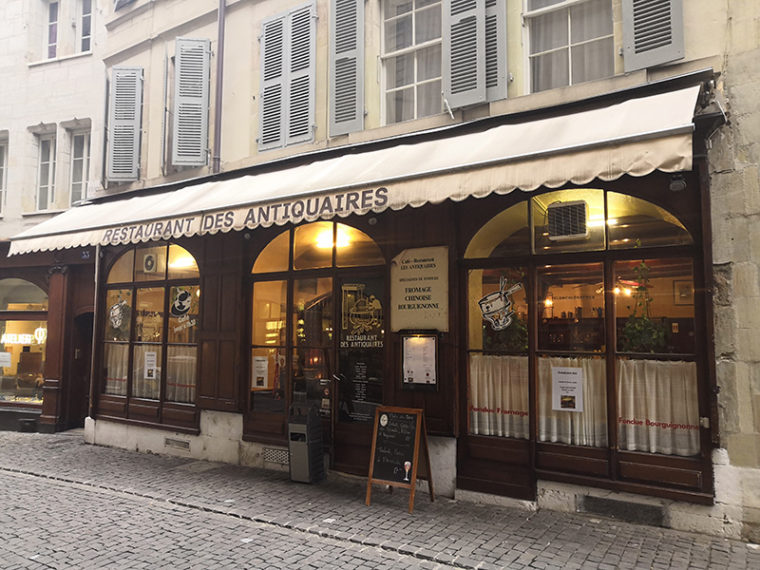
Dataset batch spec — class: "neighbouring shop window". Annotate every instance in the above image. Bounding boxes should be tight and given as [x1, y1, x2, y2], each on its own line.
[251, 222, 385, 423]
[0, 279, 49, 405]
[465, 189, 700, 458]
[103, 244, 199, 405]
[525, 0, 614, 93]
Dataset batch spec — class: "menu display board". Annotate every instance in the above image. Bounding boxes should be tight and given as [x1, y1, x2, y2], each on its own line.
[365, 406, 434, 513]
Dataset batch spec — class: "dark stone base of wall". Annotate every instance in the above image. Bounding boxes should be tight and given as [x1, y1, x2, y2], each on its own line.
[0, 407, 42, 432]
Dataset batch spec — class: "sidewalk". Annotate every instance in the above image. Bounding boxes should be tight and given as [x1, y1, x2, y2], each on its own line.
[1, 430, 758, 569]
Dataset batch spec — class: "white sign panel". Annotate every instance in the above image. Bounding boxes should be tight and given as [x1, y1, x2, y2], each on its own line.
[551, 366, 584, 412]
[390, 246, 449, 332]
[252, 356, 269, 390]
[0, 352, 11, 368]
[144, 351, 158, 380]
[402, 336, 437, 385]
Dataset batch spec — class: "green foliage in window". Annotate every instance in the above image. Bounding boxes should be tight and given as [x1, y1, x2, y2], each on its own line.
[619, 261, 667, 353]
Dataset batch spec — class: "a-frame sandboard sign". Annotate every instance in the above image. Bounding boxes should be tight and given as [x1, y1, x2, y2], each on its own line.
[365, 406, 434, 513]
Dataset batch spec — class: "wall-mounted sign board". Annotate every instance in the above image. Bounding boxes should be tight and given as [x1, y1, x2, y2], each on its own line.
[365, 406, 434, 513]
[401, 332, 438, 391]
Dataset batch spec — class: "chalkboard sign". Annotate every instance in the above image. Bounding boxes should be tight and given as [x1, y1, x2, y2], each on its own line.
[365, 406, 434, 513]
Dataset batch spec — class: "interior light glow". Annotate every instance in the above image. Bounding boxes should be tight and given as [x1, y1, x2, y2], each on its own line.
[169, 255, 196, 269]
[316, 226, 350, 249]
[613, 287, 621, 295]
[623, 288, 632, 296]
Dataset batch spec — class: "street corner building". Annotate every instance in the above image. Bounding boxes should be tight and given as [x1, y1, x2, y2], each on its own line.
[1, 0, 759, 543]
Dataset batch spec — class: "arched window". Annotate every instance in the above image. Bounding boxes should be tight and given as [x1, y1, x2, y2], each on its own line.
[250, 222, 385, 430]
[103, 244, 200, 405]
[466, 189, 700, 458]
[0, 279, 48, 404]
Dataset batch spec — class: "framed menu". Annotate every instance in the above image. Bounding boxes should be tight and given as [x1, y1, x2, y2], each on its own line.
[401, 332, 438, 390]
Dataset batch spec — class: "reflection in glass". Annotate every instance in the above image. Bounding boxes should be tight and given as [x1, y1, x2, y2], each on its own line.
[537, 263, 605, 352]
[103, 343, 128, 396]
[615, 259, 694, 354]
[468, 268, 527, 353]
[105, 289, 132, 341]
[464, 202, 529, 259]
[135, 288, 164, 342]
[167, 245, 199, 280]
[168, 285, 200, 344]
[134, 246, 167, 281]
[293, 278, 332, 346]
[607, 193, 693, 249]
[166, 345, 196, 403]
[0, 320, 47, 403]
[538, 355, 607, 447]
[294, 222, 333, 270]
[108, 250, 135, 284]
[132, 344, 161, 399]
[0, 278, 49, 311]
[251, 347, 286, 414]
[292, 347, 331, 417]
[252, 281, 287, 346]
[335, 225, 384, 267]
[252, 229, 289, 273]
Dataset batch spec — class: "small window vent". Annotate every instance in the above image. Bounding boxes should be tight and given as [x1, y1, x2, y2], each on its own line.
[547, 201, 589, 241]
[164, 437, 190, 450]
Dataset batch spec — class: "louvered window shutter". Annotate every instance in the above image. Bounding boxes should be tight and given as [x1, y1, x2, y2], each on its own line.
[172, 38, 211, 166]
[259, 17, 286, 150]
[330, 0, 364, 136]
[107, 67, 143, 182]
[485, 0, 507, 102]
[286, 3, 316, 145]
[443, 0, 486, 110]
[622, 0, 684, 72]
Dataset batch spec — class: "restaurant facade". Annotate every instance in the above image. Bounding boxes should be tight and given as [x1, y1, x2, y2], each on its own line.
[9, 74, 729, 527]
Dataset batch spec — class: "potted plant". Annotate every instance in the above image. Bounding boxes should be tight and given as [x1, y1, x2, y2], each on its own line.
[619, 261, 667, 353]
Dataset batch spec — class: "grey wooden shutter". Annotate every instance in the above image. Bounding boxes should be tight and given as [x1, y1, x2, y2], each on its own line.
[622, 0, 684, 72]
[443, 0, 486, 109]
[485, 0, 507, 102]
[172, 38, 211, 166]
[286, 2, 316, 145]
[107, 66, 143, 182]
[259, 16, 286, 150]
[329, 0, 364, 136]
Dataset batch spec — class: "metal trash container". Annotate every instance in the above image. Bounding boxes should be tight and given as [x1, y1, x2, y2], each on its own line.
[288, 404, 325, 483]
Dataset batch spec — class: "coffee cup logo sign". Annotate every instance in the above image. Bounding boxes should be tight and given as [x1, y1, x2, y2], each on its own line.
[170, 288, 193, 317]
[479, 277, 522, 331]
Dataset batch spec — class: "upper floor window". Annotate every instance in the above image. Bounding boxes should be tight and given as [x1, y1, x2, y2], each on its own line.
[259, 1, 316, 151]
[37, 134, 56, 211]
[70, 131, 90, 204]
[106, 67, 143, 182]
[47, 1, 59, 59]
[382, 0, 442, 124]
[525, 0, 614, 93]
[79, 0, 93, 52]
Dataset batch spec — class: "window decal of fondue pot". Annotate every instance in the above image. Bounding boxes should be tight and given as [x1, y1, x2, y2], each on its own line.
[478, 277, 522, 331]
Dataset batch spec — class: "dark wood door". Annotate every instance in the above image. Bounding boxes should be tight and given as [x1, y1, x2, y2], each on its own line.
[65, 312, 93, 429]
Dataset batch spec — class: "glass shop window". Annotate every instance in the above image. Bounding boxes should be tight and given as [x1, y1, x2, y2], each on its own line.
[0, 279, 49, 405]
[103, 244, 200, 405]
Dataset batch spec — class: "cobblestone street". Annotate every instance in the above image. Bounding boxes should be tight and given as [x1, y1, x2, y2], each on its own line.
[0, 430, 758, 569]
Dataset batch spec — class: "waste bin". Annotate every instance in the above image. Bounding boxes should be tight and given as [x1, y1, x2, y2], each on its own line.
[288, 404, 325, 483]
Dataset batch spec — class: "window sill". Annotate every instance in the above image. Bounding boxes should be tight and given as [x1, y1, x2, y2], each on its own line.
[22, 209, 68, 218]
[28, 51, 93, 69]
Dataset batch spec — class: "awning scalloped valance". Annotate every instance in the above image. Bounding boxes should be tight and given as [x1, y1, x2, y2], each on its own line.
[9, 85, 700, 256]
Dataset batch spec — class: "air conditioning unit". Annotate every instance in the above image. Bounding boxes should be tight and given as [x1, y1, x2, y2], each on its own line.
[142, 253, 157, 273]
[547, 200, 589, 241]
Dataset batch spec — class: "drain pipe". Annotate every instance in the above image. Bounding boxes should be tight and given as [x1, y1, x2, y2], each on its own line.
[88, 244, 101, 424]
[212, 0, 226, 173]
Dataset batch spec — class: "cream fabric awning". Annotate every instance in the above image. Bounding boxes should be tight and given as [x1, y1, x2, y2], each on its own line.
[9, 85, 700, 256]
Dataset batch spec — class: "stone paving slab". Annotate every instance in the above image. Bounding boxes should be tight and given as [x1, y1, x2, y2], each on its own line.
[1, 431, 759, 569]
